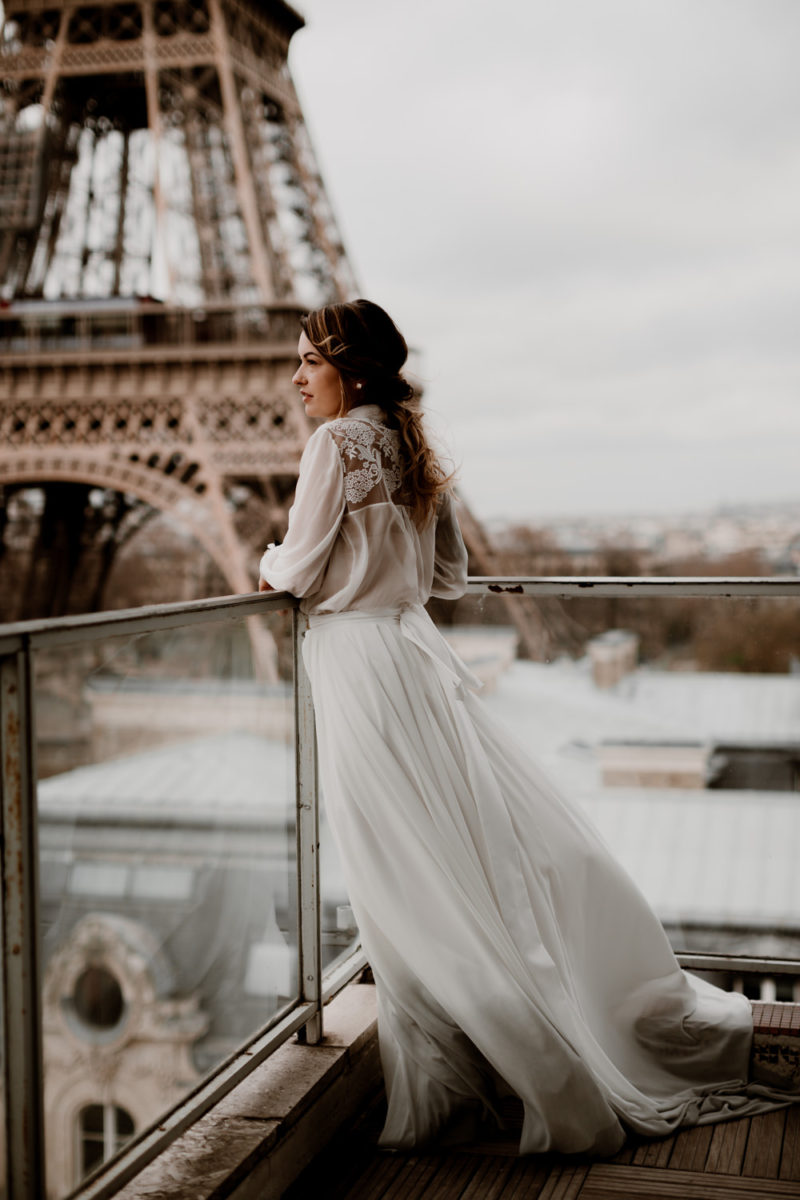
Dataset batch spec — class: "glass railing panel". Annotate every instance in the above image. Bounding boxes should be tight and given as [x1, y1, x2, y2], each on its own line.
[319, 800, 359, 981]
[0, 888, 5, 1200]
[36, 612, 297, 1199]
[442, 588, 800, 996]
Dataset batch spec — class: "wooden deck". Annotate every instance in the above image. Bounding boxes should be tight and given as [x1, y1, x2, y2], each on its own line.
[286, 1001, 800, 1199]
[286, 1097, 800, 1199]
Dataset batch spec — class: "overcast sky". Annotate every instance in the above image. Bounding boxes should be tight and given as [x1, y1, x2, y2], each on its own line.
[288, 0, 800, 524]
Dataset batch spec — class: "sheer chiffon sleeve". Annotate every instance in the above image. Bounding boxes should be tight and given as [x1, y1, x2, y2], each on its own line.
[431, 490, 468, 599]
[259, 427, 345, 597]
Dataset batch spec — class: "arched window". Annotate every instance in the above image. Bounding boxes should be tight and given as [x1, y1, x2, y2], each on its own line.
[77, 1103, 135, 1180]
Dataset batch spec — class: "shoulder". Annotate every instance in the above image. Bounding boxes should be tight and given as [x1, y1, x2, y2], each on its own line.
[326, 416, 399, 455]
[325, 415, 378, 439]
[298, 423, 344, 472]
[302, 422, 349, 452]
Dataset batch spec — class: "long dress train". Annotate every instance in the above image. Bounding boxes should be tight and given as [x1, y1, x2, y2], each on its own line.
[260, 404, 793, 1156]
[304, 605, 790, 1155]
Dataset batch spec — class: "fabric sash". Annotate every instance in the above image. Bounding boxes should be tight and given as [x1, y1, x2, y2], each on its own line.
[308, 604, 483, 694]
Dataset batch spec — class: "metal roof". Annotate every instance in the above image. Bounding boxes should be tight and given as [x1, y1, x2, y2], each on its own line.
[621, 668, 800, 744]
[482, 658, 800, 929]
[38, 660, 800, 930]
[583, 788, 800, 929]
[38, 732, 292, 825]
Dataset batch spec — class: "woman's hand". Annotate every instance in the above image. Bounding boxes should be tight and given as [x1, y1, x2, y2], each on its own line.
[258, 576, 289, 614]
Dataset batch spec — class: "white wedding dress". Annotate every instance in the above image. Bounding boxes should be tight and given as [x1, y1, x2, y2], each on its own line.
[260, 405, 789, 1155]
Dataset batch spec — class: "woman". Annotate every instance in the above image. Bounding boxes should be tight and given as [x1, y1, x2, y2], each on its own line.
[259, 299, 787, 1155]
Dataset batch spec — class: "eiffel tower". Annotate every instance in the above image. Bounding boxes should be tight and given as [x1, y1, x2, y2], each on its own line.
[0, 0, 563, 672]
[0, 0, 362, 675]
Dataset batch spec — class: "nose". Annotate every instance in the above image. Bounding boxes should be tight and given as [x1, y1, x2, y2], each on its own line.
[292, 364, 305, 387]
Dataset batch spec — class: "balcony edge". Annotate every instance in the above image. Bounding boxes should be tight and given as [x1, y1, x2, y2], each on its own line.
[91, 979, 380, 1200]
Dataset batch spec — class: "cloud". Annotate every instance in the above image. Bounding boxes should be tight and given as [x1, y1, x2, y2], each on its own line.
[292, 0, 800, 518]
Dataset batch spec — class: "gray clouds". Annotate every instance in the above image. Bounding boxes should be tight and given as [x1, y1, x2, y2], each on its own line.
[292, 0, 800, 518]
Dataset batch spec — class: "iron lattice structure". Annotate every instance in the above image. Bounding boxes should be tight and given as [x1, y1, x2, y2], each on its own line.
[0, 0, 558, 669]
[0, 0, 355, 303]
[0, 0, 361, 678]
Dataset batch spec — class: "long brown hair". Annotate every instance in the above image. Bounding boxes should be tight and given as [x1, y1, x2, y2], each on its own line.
[300, 299, 454, 526]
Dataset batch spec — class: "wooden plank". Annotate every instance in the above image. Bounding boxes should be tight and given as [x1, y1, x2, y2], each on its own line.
[607, 1140, 637, 1164]
[579, 1162, 800, 1198]
[500, 1157, 554, 1199]
[425, 1152, 480, 1199]
[459, 1155, 517, 1199]
[339, 1150, 409, 1200]
[742, 1110, 787, 1178]
[632, 1135, 675, 1168]
[381, 1153, 442, 1199]
[668, 1124, 713, 1171]
[539, 1164, 589, 1199]
[706, 1118, 751, 1175]
[780, 1106, 800, 1182]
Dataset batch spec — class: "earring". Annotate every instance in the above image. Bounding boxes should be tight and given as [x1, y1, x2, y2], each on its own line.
[355, 382, 363, 390]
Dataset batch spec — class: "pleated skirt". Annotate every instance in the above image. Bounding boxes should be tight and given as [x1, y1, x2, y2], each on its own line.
[302, 606, 791, 1155]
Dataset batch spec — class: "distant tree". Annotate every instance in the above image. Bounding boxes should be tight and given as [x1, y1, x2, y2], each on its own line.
[694, 602, 800, 673]
[598, 546, 642, 577]
[449, 525, 796, 673]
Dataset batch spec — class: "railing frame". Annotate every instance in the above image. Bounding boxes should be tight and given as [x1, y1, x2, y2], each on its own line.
[465, 575, 800, 597]
[0, 642, 46, 1200]
[1, 577, 799, 1198]
[292, 607, 323, 1045]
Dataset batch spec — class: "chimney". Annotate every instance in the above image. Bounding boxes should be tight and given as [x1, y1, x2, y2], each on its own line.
[587, 630, 639, 689]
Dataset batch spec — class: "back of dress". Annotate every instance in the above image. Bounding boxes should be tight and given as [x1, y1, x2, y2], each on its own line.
[259, 405, 467, 614]
[327, 414, 405, 512]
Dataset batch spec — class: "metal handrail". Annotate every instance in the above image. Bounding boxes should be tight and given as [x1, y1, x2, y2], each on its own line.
[0, 590, 282, 654]
[466, 575, 800, 597]
[1, 577, 799, 1198]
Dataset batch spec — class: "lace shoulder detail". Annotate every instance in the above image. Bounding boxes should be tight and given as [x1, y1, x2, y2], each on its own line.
[327, 417, 402, 508]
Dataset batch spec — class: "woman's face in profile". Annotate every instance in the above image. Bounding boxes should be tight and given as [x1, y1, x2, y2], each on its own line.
[292, 331, 343, 420]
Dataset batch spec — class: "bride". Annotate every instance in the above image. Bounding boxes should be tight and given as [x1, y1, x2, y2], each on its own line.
[259, 298, 788, 1154]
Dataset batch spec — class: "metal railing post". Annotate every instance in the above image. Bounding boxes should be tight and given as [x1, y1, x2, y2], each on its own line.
[0, 642, 46, 1200]
[292, 610, 322, 1044]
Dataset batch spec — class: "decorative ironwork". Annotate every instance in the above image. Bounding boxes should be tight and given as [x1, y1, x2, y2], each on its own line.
[0, 0, 355, 303]
[0, 0, 360, 672]
[0, 301, 310, 677]
[0, 0, 544, 667]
